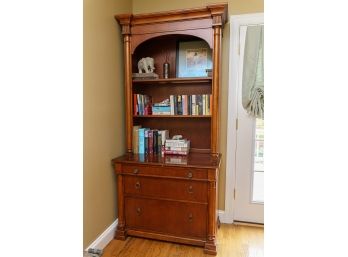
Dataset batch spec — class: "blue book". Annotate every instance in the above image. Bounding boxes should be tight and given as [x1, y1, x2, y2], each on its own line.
[138, 128, 145, 154]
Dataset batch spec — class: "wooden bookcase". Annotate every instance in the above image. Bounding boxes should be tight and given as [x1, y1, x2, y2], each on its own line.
[113, 4, 227, 255]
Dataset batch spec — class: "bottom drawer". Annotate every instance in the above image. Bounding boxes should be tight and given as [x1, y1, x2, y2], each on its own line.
[125, 197, 207, 238]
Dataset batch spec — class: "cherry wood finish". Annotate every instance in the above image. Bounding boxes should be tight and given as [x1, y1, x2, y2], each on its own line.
[114, 4, 227, 255]
[112, 152, 221, 255]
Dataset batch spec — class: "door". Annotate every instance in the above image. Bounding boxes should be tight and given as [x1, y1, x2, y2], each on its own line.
[233, 25, 264, 224]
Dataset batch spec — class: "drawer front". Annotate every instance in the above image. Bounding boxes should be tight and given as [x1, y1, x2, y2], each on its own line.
[124, 176, 208, 203]
[122, 164, 208, 180]
[125, 197, 207, 238]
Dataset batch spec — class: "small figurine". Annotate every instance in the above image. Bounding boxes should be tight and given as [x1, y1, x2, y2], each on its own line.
[138, 57, 155, 73]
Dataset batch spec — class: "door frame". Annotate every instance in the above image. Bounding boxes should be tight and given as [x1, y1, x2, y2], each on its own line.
[223, 13, 264, 223]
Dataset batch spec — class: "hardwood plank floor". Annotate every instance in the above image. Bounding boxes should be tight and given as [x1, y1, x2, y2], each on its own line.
[102, 224, 264, 257]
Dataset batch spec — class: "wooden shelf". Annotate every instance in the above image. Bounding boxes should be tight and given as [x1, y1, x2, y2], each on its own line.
[132, 77, 212, 84]
[133, 115, 211, 118]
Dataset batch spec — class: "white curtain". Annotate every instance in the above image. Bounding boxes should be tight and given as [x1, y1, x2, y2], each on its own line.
[242, 25, 264, 119]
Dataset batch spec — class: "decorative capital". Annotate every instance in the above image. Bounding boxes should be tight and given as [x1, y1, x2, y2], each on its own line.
[207, 3, 228, 28]
[115, 14, 132, 35]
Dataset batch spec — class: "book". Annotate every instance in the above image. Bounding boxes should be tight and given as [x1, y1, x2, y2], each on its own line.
[159, 130, 169, 146]
[196, 95, 203, 115]
[153, 130, 158, 154]
[132, 125, 141, 153]
[152, 105, 171, 115]
[157, 133, 162, 154]
[191, 95, 196, 115]
[182, 95, 188, 115]
[148, 130, 154, 154]
[170, 95, 175, 115]
[133, 94, 138, 115]
[188, 95, 192, 115]
[177, 95, 182, 115]
[138, 128, 146, 154]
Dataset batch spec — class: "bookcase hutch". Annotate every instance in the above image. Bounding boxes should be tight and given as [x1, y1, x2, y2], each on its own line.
[112, 4, 227, 255]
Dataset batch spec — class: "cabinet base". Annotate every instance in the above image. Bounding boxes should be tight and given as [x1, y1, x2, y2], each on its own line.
[204, 242, 217, 255]
[115, 227, 127, 241]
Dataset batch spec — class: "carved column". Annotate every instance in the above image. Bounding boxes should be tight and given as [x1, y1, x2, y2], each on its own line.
[211, 15, 222, 154]
[116, 14, 133, 153]
[114, 164, 126, 240]
[204, 180, 217, 255]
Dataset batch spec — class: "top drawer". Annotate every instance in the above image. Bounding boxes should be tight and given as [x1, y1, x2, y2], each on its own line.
[121, 164, 208, 180]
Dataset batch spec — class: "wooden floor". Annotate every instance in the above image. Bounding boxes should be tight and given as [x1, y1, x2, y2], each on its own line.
[102, 224, 264, 257]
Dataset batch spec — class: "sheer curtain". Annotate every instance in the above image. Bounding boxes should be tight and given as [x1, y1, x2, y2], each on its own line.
[242, 25, 264, 119]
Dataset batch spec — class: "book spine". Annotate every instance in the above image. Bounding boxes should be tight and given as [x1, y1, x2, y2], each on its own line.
[188, 95, 192, 115]
[144, 129, 149, 154]
[133, 94, 137, 115]
[207, 95, 211, 115]
[203, 94, 206, 115]
[170, 95, 174, 115]
[164, 150, 189, 155]
[210, 95, 212, 115]
[148, 130, 153, 154]
[192, 95, 196, 115]
[160, 130, 169, 145]
[177, 95, 182, 115]
[153, 130, 158, 154]
[198, 95, 203, 115]
[173, 96, 177, 115]
[138, 128, 145, 154]
[182, 95, 187, 115]
[157, 133, 162, 154]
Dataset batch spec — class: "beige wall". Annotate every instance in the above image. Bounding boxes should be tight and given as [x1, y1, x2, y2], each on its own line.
[83, 0, 131, 248]
[131, 0, 264, 209]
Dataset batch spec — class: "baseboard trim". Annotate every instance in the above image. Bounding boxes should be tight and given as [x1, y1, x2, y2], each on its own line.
[85, 219, 118, 251]
[218, 210, 233, 224]
[234, 220, 264, 228]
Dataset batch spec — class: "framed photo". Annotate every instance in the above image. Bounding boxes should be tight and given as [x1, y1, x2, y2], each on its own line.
[176, 40, 212, 78]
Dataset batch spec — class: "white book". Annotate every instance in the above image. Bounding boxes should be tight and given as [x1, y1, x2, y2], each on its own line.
[192, 95, 196, 115]
[170, 95, 174, 115]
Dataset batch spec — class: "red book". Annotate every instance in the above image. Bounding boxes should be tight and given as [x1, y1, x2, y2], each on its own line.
[133, 94, 138, 115]
[148, 130, 154, 154]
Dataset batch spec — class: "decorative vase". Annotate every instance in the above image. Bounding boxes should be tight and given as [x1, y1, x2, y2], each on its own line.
[163, 62, 170, 79]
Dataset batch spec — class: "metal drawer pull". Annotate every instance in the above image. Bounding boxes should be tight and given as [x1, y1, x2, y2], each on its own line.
[188, 185, 193, 194]
[187, 172, 193, 178]
[133, 168, 139, 174]
[136, 207, 141, 215]
[188, 213, 193, 222]
[135, 181, 141, 189]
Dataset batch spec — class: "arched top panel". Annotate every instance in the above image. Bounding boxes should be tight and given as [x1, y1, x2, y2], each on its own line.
[131, 30, 213, 54]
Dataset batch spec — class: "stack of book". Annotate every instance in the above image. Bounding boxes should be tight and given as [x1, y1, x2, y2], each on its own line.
[169, 94, 211, 116]
[133, 126, 169, 154]
[152, 99, 171, 115]
[164, 138, 190, 155]
[133, 94, 152, 115]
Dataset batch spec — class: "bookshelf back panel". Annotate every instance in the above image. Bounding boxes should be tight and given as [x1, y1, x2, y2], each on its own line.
[132, 34, 209, 79]
[133, 118, 211, 150]
[132, 36, 177, 79]
[133, 83, 211, 104]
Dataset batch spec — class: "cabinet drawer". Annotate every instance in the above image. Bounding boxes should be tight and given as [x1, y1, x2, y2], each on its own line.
[122, 164, 208, 180]
[124, 176, 208, 203]
[125, 197, 207, 238]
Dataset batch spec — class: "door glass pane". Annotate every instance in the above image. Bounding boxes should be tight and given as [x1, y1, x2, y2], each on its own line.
[252, 118, 264, 203]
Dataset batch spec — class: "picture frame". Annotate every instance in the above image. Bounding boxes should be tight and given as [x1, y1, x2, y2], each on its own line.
[176, 40, 212, 78]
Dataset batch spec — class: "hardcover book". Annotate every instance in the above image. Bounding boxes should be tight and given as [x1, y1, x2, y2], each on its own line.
[132, 125, 141, 153]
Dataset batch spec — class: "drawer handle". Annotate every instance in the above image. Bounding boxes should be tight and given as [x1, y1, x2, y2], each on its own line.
[188, 213, 193, 222]
[135, 181, 141, 190]
[187, 172, 193, 178]
[136, 207, 141, 216]
[133, 168, 139, 174]
[188, 185, 193, 194]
